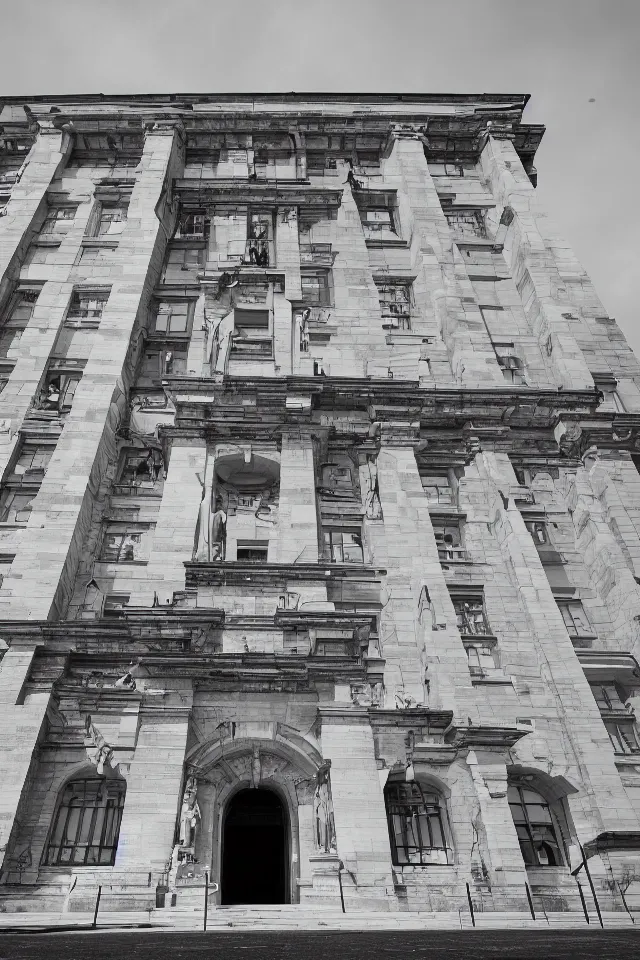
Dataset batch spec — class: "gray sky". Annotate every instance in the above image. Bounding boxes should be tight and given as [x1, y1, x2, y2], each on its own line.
[2, 0, 638, 354]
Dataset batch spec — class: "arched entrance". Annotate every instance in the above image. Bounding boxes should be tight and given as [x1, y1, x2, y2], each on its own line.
[221, 788, 288, 904]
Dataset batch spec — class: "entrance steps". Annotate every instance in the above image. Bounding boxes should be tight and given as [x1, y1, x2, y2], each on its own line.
[157, 903, 639, 931]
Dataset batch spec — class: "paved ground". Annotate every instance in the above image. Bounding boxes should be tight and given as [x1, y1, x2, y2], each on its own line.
[0, 929, 639, 960]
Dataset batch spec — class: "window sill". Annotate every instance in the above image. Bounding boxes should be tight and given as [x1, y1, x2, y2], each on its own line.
[365, 237, 409, 249]
[81, 238, 120, 249]
[0, 521, 28, 529]
[96, 559, 149, 566]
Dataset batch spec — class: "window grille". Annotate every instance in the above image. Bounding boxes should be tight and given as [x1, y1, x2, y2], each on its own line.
[44, 778, 125, 867]
[555, 599, 594, 638]
[322, 528, 364, 564]
[452, 596, 490, 636]
[508, 783, 563, 867]
[385, 781, 451, 865]
[376, 281, 412, 330]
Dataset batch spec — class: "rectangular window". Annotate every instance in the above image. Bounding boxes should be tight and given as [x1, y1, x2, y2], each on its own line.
[595, 380, 626, 413]
[67, 290, 109, 321]
[323, 528, 364, 564]
[432, 520, 464, 561]
[444, 209, 486, 238]
[556, 599, 594, 638]
[175, 211, 206, 240]
[236, 541, 269, 563]
[452, 595, 491, 636]
[494, 344, 526, 384]
[140, 346, 188, 379]
[103, 593, 130, 617]
[100, 525, 149, 562]
[590, 683, 625, 713]
[360, 207, 396, 237]
[301, 271, 331, 306]
[41, 206, 77, 237]
[0, 489, 36, 523]
[525, 520, 548, 544]
[605, 721, 640, 755]
[37, 370, 82, 414]
[12, 443, 54, 478]
[421, 472, 454, 506]
[246, 212, 273, 267]
[163, 246, 205, 282]
[93, 205, 127, 237]
[466, 642, 497, 678]
[232, 308, 272, 359]
[376, 281, 412, 330]
[153, 300, 192, 336]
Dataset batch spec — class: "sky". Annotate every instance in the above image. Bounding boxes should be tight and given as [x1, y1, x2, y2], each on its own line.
[2, 0, 638, 354]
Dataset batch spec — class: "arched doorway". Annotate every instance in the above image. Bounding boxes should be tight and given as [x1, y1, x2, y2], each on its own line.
[221, 788, 288, 904]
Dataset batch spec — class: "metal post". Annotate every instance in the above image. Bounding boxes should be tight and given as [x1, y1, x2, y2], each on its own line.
[466, 881, 476, 927]
[204, 871, 209, 932]
[525, 881, 536, 921]
[576, 880, 590, 923]
[337, 861, 346, 914]
[617, 881, 635, 924]
[92, 885, 102, 929]
[580, 843, 604, 929]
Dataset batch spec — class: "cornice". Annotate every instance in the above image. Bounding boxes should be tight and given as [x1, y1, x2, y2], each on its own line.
[174, 179, 343, 207]
[184, 561, 386, 589]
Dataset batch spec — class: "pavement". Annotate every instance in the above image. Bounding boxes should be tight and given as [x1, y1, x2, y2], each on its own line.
[0, 929, 640, 960]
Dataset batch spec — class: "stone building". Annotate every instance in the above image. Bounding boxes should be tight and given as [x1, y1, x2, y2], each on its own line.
[0, 91, 640, 919]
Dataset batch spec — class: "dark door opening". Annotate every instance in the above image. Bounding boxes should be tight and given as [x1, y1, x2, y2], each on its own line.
[221, 788, 288, 904]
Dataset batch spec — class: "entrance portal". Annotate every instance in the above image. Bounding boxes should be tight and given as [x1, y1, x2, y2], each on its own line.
[221, 788, 288, 904]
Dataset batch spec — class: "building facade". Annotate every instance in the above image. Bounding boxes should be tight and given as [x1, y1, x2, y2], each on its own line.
[0, 92, 640, 917]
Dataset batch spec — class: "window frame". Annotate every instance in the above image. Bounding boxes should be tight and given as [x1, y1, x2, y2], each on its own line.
[555, 598, 595, 638]
[451, 593, 492, 637]
[66, 288, 110, 325]
[300, 268, 332, 307]
[508, 782, 565, 868]
[384, 780, 452, 866]
[43, 777, 125, 868]
[152, 299, 195, 338]
[322, 526, 365, 564]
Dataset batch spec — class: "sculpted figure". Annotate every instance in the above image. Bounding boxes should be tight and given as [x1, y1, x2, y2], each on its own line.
[313, 761, 337, 854]
[179, 776, 201, 849]
[364, 457, 383, 519]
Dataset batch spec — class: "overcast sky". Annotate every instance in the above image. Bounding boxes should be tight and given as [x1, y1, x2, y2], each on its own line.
[2, 0, 638, 354]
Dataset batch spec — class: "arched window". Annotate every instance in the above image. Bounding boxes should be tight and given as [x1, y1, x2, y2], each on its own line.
[384, 780, 452, 865]
[44, 777, 125, 867]
[508, 783, 563, 867]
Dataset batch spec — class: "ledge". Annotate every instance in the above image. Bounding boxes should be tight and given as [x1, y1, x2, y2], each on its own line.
[174, 179, 343, 207]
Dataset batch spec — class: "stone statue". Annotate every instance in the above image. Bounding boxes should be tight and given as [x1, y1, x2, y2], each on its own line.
[314, 761, 337, 854]
[364, 457, 383, 519]
[205, 308, 235, 375]
[84, 716, 118, 776]
[210, 498, 227, 560]
[250, 745, 262, 789]
[194, 462, 227, 562]
[178, 775, 201, 849]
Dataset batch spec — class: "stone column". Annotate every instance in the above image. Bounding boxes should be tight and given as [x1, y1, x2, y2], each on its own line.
[368, 438, 480, 720]
[274, 429, 318, 564]
[274, 206, 301, 376]
[383, 126, 504, 387]
[0, 119, 75, 307]
[318, 707, 396, 908]
[0, 643, 54, 875]
[114, 688, 192, 875]
[477, 450, 640, 838]
[130, 438, 207, 605]
[480, 133, 594, 391]
[0, 121, 185, 620]
[466, 750, 529, 898]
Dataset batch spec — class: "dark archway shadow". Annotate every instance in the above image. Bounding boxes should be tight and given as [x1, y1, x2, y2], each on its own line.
[221, 788, 289, 905]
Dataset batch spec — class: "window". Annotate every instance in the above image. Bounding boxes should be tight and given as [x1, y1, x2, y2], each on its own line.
[444, 209, 486, 238]
[100, 524, 150, 563]
[301, 270, 331, 306]
[12, 443, 53, 478]
[466, 641, 497, 678]
[385, 780, 451, 865]
[67, 290, 109, 322]
[433, 520, 465, 561]
[605, 721, 640, 755]
[232, 308, 272, 358]
[494, 344, 526, 384]
[153, 300, 192, 336]
[452, 595, 491, 636]
[508, 783, 563, 867]
[0, 289, 39, 358]
[163, 245, 205, 281]
[421, 472, 454, 506]
[236, 541, 269, 563]
[92, 204, 127, 237]
[0, 489, 36, 523]
[44, 777, 125, 867]
[103, 594, 130, 618]
[590, 683, 625, 713]
[323, 528, 364, 564]
[376, 281, 412, 330]
[246, 212, 273, 267]
[361, 207, 396, 237]
[556, 599, 594, 638]
[140, 346, 188, 379]
[41, 206, 77, 237]
[116, 449, 164, 491]
[36, 370, 82, 414]
[175, 211, 206, 240]
[595, 379, 626, 413]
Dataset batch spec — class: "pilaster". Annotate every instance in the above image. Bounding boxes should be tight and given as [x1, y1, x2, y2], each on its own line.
[273, 428, 318, 564]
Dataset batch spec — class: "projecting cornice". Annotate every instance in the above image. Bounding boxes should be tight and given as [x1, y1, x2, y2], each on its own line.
[174, 179, 343, 207]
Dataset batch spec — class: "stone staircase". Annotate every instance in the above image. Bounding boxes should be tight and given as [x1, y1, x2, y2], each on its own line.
[156, 901, 639, 931]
